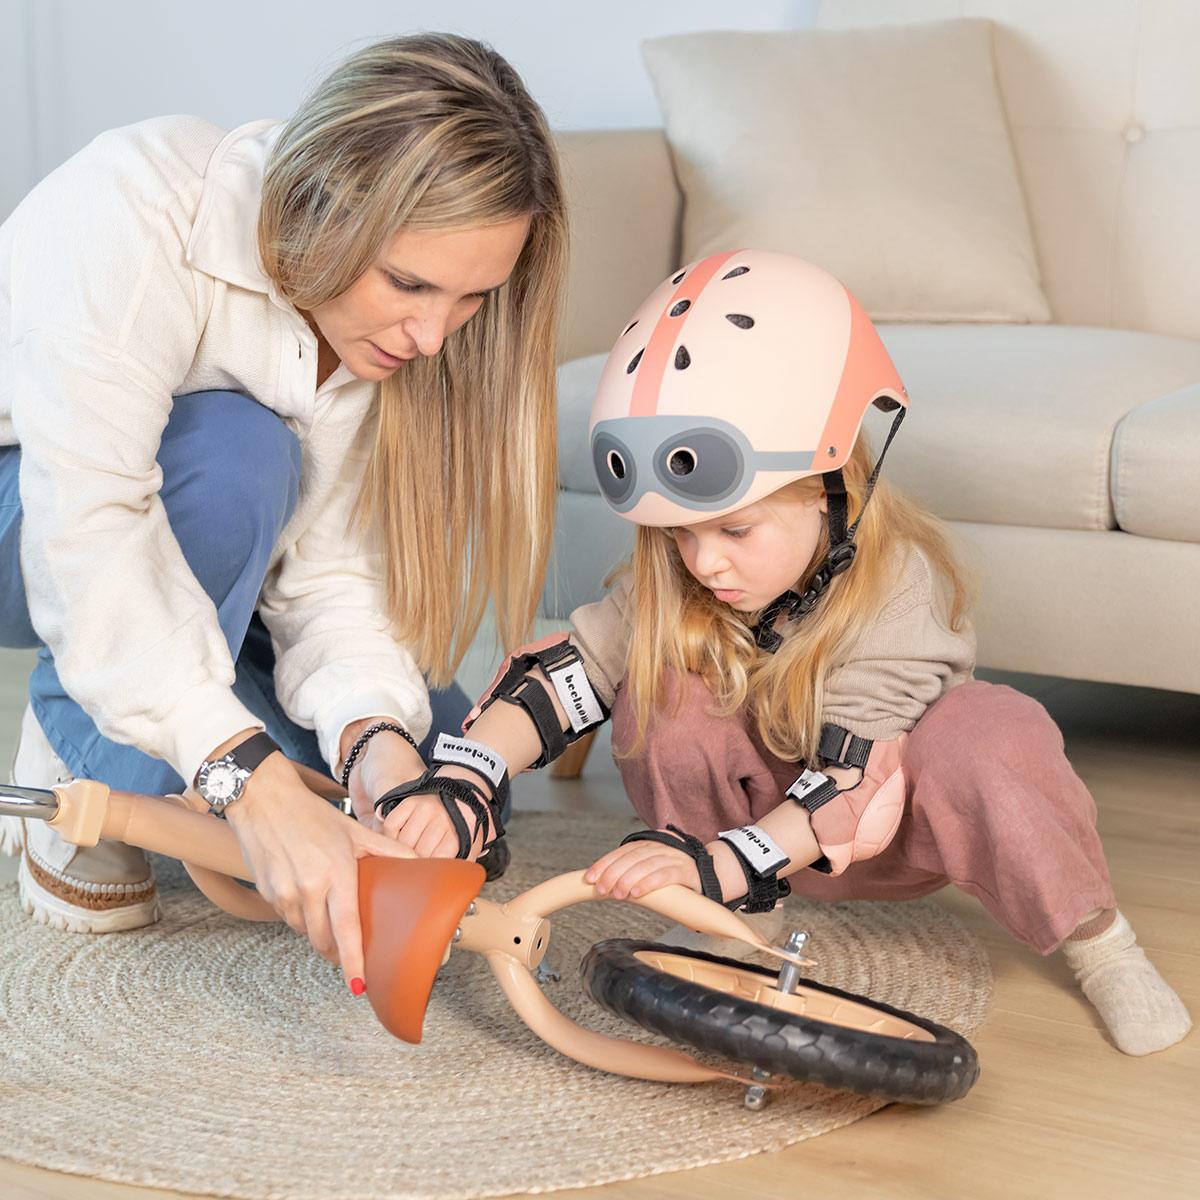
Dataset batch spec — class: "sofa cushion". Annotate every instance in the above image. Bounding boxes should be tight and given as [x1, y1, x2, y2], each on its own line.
[556, 326, 1200, 532]
[557, 353, 610, 494]
[541, 490, 635, 621]
[553, 130, 681, 363]
[817, 0, 1200, 345]
[1112, 384, 1200, 543]
[641, 20, 1050, 324]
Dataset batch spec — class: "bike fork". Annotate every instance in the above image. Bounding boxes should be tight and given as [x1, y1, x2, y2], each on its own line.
[744, 929, 810, 1111]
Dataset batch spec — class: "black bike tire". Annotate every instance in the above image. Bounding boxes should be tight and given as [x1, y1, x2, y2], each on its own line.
[580, 938, 979, 1104]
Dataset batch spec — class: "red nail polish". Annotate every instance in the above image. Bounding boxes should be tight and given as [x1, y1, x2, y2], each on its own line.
[350, 977, 366, 996]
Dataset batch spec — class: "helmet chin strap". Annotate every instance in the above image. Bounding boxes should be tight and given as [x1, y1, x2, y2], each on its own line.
[752, 406, 906, 653]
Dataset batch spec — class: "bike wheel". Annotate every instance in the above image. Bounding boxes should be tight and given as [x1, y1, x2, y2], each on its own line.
[580, 938, 978, 1104]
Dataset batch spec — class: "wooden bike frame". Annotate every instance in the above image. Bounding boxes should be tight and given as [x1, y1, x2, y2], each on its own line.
[1, 777, 814, 1086]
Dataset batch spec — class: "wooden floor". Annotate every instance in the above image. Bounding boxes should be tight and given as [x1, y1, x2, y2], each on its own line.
[1, 648, 1197, 1200]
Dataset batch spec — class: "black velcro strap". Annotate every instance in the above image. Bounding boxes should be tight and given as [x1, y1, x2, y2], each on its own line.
[374, 770, 502, 858]
[435, 781, 493, 857]
[786, 770, 841, 814]
[538, 637, 583, 673]
[824, 469, 850, 547]
[619, 824, 724, 905]
[818, 723, 873, 769]
[429, 751, 511, 822]
[437, 786, 477, 858]
[494, 678, 568, 767]
[471, 639, 611, 767]
[717, 838, 788, 914]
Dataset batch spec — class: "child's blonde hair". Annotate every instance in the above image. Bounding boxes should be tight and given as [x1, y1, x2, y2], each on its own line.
[618, 433, 976, 762]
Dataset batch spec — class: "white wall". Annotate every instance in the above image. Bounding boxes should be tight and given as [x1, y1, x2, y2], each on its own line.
[1, 0, 816, 220]
[0, 0, 36, 220]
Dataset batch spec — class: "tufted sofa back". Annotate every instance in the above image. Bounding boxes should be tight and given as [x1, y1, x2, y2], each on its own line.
[818, 0, 1200, 341]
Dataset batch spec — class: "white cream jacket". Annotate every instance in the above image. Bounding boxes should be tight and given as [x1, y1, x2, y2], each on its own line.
[0, 116, 431, 784]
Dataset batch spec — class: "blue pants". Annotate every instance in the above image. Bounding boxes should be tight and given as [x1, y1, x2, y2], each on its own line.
[0, 390, 472, 798]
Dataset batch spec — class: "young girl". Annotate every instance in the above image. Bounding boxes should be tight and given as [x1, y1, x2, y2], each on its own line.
[375, 249, 1190, 1056]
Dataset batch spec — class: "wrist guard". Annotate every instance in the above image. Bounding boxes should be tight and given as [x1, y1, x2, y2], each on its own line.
[429, 732, 510, 817]
[472, 638, 609, 768]
[619, 824, 724, 904]
[374, 768, 505, 859]
[618, 823, 792, 913]
[716, 824, 792, 913]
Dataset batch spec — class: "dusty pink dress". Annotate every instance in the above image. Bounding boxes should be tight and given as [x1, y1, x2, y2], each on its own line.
[610, 673, 1116, 954]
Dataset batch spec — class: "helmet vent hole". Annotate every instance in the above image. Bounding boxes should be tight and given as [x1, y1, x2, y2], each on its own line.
[672, 271, 686, 284]
[622, 319, 638, 336]
[607, 450, 627, 480]
[626, 349, 644, 374]
[725, 313, 754, 329]
[669, 300, 691, 317]
[674, 345, 691, 370]
[667, 448, 697, 476]
[722, 266, 750, 279]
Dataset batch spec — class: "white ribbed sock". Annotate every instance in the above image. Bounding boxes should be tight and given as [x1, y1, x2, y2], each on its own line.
[1060, 910, 1192, 1056]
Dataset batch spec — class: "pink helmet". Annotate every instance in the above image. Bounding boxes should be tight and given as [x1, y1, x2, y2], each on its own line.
[589, 249, 908, 527]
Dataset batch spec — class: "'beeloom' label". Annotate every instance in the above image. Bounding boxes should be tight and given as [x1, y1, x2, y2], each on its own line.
[546, 663, 605, 733]
[717, 824, 791, 874]
[787, 769, 833, 801]
[433, 733, 507, 788]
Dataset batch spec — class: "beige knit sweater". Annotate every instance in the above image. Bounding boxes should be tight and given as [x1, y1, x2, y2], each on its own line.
[568, 543, 976, 742]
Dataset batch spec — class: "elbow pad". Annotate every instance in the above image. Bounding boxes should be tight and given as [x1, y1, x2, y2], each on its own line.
[786, 731, 908, 876]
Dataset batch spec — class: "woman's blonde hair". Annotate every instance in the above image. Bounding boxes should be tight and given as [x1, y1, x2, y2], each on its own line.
[620, 433, 977, 762]
[258, 34, 566, 684]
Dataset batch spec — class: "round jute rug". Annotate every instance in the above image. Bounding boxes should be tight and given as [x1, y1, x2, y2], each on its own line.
[0, 810, 991, 1199]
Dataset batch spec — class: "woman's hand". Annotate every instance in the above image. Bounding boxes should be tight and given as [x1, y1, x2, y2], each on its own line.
[583, 832, 743, 902]
[345, 725, 427, 832]
[223, 751, 416, 992]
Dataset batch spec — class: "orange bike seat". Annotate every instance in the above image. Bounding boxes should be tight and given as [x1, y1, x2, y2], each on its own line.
[358, 856, 486, 1043]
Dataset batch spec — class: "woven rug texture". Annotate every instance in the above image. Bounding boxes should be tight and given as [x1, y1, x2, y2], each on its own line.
[0, 809, 992, 1198]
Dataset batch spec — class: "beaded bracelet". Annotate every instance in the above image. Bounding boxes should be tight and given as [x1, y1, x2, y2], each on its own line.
[338, 721, 419, 790]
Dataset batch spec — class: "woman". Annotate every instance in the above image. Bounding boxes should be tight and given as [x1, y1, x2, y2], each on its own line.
[0, 33, 566, 997]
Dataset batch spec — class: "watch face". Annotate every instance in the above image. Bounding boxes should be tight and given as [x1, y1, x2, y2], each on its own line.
[202, 762, 242, 804]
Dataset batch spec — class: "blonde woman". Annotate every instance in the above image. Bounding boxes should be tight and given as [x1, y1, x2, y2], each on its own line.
[451, 250, 1190, 1057]
[0, 34, 565, 996]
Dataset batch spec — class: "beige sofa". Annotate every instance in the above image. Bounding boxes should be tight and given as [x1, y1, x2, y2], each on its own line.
[543, 0, 1200, 698]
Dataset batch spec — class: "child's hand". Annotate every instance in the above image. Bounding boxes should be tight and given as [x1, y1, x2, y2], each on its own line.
[378, 767, 494, 860]
[380, 794, 471, 859]
[462, 632, 571, 730]
[583, 834, 702, 900]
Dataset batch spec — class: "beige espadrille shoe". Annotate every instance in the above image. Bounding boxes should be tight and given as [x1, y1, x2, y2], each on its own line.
[4, 704, 159, 933]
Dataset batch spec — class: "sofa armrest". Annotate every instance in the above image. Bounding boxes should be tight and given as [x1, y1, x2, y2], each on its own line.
[1112, 383, 1200, 543]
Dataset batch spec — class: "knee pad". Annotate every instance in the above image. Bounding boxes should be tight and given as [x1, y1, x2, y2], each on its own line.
[786, 730, 908, 876]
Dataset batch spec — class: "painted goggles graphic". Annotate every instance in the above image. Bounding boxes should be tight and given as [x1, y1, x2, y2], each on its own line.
[591, 414, 816, 515]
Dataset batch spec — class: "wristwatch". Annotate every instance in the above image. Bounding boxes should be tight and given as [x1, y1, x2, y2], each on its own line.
[194, 732, 281, 817]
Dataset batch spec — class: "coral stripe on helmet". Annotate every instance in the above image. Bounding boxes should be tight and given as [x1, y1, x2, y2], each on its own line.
[815, 289, 908, 470]
[629, 249, 741, 418]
